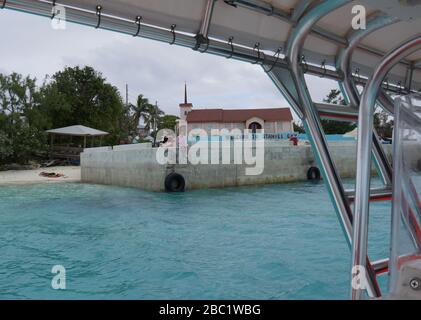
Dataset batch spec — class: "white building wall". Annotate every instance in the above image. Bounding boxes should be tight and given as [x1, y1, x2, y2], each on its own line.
[277, 121, 293, 132]
[264, 122, 275, 132]
[185, 121, 292, 135]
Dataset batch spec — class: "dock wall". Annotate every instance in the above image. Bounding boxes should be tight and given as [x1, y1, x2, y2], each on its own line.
[81, 142, 393, 192]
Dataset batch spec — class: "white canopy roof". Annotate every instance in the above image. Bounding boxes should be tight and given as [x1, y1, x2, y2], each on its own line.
[6, 0, 421, 88]
[46, 125, 109, 137]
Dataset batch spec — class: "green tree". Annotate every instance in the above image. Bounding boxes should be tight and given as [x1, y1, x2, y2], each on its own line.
[129, 94, 153, 136]
[321, 89, 357, 134]
[0, 73, 46, 164]
[0, 114, 13, 164]
[158, 115, 178, 131]
[129, 96, 176, 143]
[374, 108, 394, 138]
[293, 121, 305, 133]
[38, 66, 127, 144]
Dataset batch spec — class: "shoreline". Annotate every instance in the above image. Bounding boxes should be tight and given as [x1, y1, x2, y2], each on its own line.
[0, 166, 81, 186]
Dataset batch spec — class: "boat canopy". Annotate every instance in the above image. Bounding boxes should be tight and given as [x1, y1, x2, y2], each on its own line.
[4, 0, 421, 90]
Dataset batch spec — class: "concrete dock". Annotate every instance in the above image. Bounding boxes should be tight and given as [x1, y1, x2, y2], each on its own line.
[81, 141, 393, 192]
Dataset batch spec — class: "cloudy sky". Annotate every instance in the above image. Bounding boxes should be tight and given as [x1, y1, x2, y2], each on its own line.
[0, 9, 337, 118]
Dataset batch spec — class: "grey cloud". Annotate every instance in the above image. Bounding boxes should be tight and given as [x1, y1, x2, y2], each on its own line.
[1, 9, 335, 119]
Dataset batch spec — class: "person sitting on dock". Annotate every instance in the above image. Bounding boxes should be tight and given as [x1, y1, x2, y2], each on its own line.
[290, 134, 299, 146]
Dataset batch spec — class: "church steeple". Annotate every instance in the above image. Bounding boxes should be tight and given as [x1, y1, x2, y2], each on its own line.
[179, 82, 193, 120]
[184, 82, 188, 104]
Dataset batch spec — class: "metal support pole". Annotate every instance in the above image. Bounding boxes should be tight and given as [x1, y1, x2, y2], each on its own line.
[265, 67, 304, 118]
[286, 0, 352, 243]
[227, 0, 421, 73]
[199, 0, 217, 38]
[284, 0, 382, 298]
[337, 14, 397, 186]
[194, 0, 217, 50]
[291, 0, 313, 22]
[405, 63, 415, 93]
[338, 15, 398, 108]
[352, 35, 421, 300]
[378, 90, 421, 129]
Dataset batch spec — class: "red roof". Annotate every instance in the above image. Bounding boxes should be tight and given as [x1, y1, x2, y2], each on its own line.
[186, 108, 293, 123]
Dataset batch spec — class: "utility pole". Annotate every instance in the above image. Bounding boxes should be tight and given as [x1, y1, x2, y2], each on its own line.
[125, 84, 129, 108]
[154, 100, 158, 134]
[153, 100, 158, 147]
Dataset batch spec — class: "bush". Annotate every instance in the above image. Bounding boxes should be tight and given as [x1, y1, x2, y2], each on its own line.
[0, 131, 13, 165]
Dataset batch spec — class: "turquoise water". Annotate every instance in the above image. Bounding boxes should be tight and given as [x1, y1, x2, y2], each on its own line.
[0, 181, 390, 300]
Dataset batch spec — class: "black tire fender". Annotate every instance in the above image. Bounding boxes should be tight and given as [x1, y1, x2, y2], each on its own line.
[307, 167, 321, 181]
[165, 173, 186, 192]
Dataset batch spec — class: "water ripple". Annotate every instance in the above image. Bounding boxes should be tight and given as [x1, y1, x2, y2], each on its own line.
[0, 181, 390, 299]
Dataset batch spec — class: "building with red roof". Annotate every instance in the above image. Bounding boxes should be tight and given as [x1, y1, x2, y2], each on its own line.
[178, 84, 293, 134]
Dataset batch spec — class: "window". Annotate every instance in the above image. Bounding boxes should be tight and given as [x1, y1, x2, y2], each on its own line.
[248, 122, 262, 134]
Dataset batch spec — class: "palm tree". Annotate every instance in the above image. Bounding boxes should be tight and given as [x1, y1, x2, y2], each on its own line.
[130, 95, 151, 135]
[130, 96, 164, 145]
[147, 101, 164, 146]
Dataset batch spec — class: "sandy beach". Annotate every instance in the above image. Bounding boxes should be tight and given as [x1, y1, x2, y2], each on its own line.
[0, 166, 81, 185]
